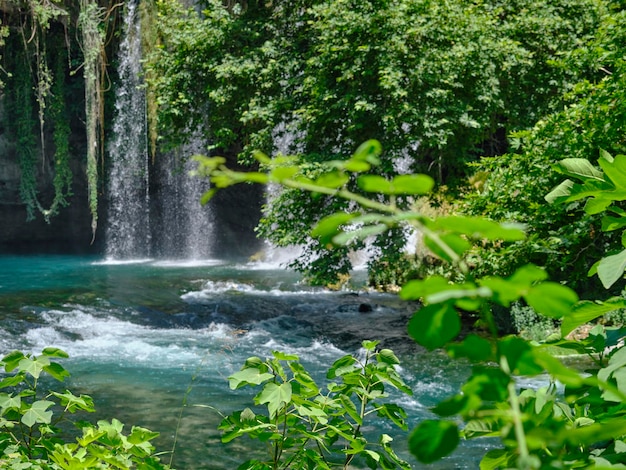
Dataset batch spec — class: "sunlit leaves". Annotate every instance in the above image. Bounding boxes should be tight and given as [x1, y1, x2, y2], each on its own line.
[357, 174, 434, 195]
[221, 346, 412, 469]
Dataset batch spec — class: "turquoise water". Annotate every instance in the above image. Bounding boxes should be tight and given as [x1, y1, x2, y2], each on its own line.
[0, 255, 492, 469]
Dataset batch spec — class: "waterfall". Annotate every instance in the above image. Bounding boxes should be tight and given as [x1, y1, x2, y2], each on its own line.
[105, 0, 150, 259]
[105, 1, 214, 260]
[153, 134, 214, 259]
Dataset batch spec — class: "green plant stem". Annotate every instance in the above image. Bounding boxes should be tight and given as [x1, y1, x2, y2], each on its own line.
[500, 355, 531, 467]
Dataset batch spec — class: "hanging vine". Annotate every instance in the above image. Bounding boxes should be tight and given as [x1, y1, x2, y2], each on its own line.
[77, 0, 106, 242]
[44, 44, 73, 222]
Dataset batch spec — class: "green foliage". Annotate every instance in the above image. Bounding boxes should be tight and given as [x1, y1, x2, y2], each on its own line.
[463, 6, 626, 297]
[197, 139, 626, 469]
[147, 0, 605, 286]
[0, 349, 170, 469]
[220, 342, 412, 469]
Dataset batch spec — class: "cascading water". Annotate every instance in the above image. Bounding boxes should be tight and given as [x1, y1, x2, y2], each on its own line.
[154, 135, 214, 259]
[105, 1, 214, 260]
[105, 0, 150, 259]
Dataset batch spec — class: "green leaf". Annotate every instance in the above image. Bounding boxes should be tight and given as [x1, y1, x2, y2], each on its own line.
[561, 298, 626, 336]
[377, 349, 400, 365]
[314, 171, 350, 189]
[357, 175, 392, 194]
[19, 356, 50, 379]
[41, 347, 69, 358]
[228, 368, 274, 390]
[256, 382, 292, 419]
[2, 351, 26, 372]
[409, 420, 459, 463]
[389, 174, 435, 195]
[311, 212, 357, 246]
[480, 449, 515, 469]
[524, 283, 578, 318]
[430, 216, 525, 241]
[327, 355, 357, 379]
[423, 233, 471, 262]
[352, 139, 382, 164]
[602, 215, 626, 232]
[407, 303, 460, 351]
[272, 351, 298, 361]
[21, 400, 54, 427]
[599, 154, 626, 190]
[446, 335, 493, 362]
[44, 362, 70, 382]
[545, 179, 575, 204]
[0, 393, 21, 411]
[270, 166, 299, 181]
[597, 249, 626, 289]
[555, 158, 604, 182]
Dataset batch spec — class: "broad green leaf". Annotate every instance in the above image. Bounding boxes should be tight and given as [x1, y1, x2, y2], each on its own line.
[314, 171, 349, 189]
[357, 175, 392, 194]
[2, 351, 26, 372]
[446, 335, 493, 362]
[554, 158, 604, 181]
[272, 351, 298, 361]
[377, 349, 400, 365]
[423, 233, 471, 262]
[562, 418, 626, 447]
[509, 264, 549, 284]
[21, 400, 54, 427]
[389, 174, 434, 195]
[599, 154, 626, 190]
[128, 426, 160, 444]
[480, 449, 515, 470]
[430, 216, 525, 241]
[400, 276, 464, 302]
[545, 179, 575, 204]
[352, 139, 382, 164]
[44, 362, 70, 382]
[375, 403, 408, 430]
[524, 283, 579, 318]
[598, 347, 626, 402]
[256, 382, 292, 419]
[228, 368, 274, 390]
[327, 355, 357, 378]
[0, 393, 21, 411]
[561, 298, 626, 336]
[409, 420, 459, 463]
[311, 212, 357, 247]
[41, 347, 69, 358]
[408, 303, 460, 351]
[52, 391, 95, 413]
[597, 249, 626, 288]
[19, 356, 50, 379]
[270, 166, 299, 181]
[0, 375, 24, 389]
[532, 351, 585, 386]
[584, 196, 613, 215]
[342, 159, 372, 173]
[602, 215, 626, 232]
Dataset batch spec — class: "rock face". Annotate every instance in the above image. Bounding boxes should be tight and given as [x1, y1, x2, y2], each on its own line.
[0, 103, 98, 254]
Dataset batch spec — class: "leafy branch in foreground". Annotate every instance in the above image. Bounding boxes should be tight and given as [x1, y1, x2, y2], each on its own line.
[220, 342, 411, 470]
[0, 348, 170, 469]
[197, 140, 626, 469]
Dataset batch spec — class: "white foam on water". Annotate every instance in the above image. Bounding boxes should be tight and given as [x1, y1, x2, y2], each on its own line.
[93, 258, 154, 266]
[151, 259, 225, 268]
[181, 279, 337, 303]
[19, 308, 239, 369]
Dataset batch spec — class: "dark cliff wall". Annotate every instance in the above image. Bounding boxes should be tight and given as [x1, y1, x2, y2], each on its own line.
[0, 93, 99, 254]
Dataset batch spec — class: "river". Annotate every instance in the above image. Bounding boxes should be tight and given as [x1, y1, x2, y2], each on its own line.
[0, 255, 493, 469]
